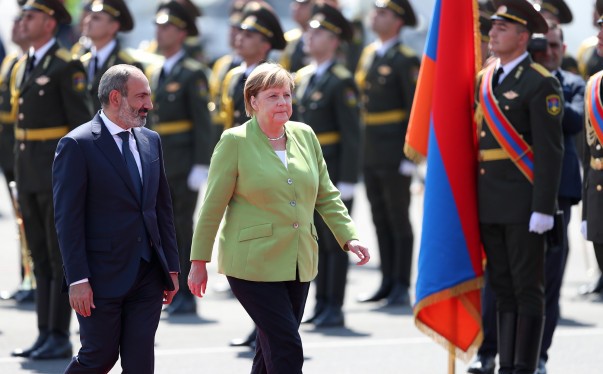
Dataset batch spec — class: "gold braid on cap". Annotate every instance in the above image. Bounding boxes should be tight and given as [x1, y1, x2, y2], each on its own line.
[386, 1, 405, 17]
[496, 12, 528, 25]
[91, 1, 121, 18]
[309, 19, 341, 36]
[156, 11, 187, 29]
[539, 3, 559, 16]
[26, 1, 55, 16]
[241, 17, 274, 38]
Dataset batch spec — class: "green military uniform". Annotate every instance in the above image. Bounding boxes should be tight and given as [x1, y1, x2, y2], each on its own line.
[81, 44, 141, 111]
[293, 3, 360, 327]
[355, 33, 420, 305]
[0, 52, 19, 185]
[474, 2, 564, 372]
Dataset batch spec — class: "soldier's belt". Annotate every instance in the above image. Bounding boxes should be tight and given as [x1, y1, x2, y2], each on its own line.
[363, 109, 408, 125]
[153, 120, 193, 135]
[15, 126, 69, 141]
[316, 132, 341, 146]
[591, 157, 603, 170]
[479, 148, 510, 162]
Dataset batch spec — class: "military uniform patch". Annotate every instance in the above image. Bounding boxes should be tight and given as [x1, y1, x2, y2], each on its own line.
[546, 94, 561, 115]
[72, 72, 86, 92]
[197, 80, 208, 97]
[166, 82, 181, 92]
[345, 88, 357, 107]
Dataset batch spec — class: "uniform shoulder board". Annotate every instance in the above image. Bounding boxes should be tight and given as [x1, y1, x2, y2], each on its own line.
[530, 63, 552, 77]
[332, 64, 352, 79]
[398, 45, 417, 58]
[117, 50, 137, 64]
[296, 65, 314, 78]
[144, 63, 161, 78]
[56, 48, 73, 62]
[80, 52, 92, 63]
[285, 28, 302, 42]
[183, 57, 203, 71]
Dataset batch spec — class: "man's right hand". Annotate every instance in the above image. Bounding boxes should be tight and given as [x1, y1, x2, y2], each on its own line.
[69, 282, 95, 317]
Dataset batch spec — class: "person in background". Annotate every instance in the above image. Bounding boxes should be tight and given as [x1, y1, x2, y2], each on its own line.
[280, 0, 314, 73]
[294, 2, 361, 328]
[188, 62, 369, 373]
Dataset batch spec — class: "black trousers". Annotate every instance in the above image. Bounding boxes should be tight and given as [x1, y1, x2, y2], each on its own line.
[19, 190, 71, 335]
[167, 175, 197, 298]
[65, 258, 164, 374]
[313, 199, 353, 310]
[481, 222, 545, 316]
[227, 275, 310, 374]
[364, 167, 413, 288]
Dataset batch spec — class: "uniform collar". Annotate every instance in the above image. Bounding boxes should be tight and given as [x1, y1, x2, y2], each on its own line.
[91, 39, 117, 68]
[29, 37, 56, 66]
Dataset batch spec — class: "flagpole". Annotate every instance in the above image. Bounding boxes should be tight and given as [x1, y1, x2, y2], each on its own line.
[448, 345, 455, 374]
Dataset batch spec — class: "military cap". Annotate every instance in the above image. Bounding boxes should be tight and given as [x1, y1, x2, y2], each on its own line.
[17, 0, 27, 6]
[479, 1, 495, 42]
[229, 0, 246, 26]
[537, 0, 572, 24]
[175, 0, 202, 18]
[156, 0, 199, 36]
[89, 0, 134, 32]
[239, 2, 287, 50]
[374, 0, 416, 27]
[309, 3, 353, 41]
[22, 0, 71, 24]
[491, 0, 548, 33]
[597, 0, 603, 24]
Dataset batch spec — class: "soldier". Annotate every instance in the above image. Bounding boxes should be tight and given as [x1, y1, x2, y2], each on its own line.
[280, 0, 314, 73]
[582, 2, 603, 306]
[576, 1, 603, 81]
[218, 1, 286, 133]
[208, 0, 245, 151]
[354, 0, 419, 307]
[294, 2, 361, 328]
[79, 0, 141, 111]
[145, 0, 212, 315]
[475, 1, 563, 373]
[10, 0, 93, 360]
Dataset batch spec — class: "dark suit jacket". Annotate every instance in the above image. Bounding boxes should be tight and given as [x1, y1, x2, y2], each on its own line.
[556, 69, 584, 203]
[52, 113, 179, 298]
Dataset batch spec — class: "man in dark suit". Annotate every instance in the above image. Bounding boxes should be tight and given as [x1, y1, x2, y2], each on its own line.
[146, 0, 212, 315]
[475, 2, 563, 373]
[79, 0, 141, 111]
[294, 3, 361, 328]
[9, 0, 94, 360]
[53, 64, 180, 373]
[354, 0, 420, 307]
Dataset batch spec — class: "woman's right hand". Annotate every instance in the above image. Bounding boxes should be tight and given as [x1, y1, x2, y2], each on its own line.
[188, 260, 208, 298]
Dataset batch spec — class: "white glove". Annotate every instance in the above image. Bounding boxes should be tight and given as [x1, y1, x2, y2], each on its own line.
[581, 220, 587, 239]
[528, 212, 554, 234]
[398, 159, 417, 176]
[187, 164, 209, 191]
[336, 182, 356, 201]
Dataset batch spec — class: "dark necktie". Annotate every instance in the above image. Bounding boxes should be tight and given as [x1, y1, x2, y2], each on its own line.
[118, 131, 142, 201]
[555, 70, 564, 85]
[24, 55, 36, 82]
[88, 55, 98, 82]
[492, 67, 504, 89]
[158, 67, 166, 87]
[305, 73, 317, 97]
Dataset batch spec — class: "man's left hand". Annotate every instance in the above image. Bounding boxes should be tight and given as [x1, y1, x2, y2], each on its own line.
[163, 273, 179, 305]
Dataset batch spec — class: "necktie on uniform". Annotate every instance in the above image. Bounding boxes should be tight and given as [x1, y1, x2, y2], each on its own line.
[158, 67, 166, 88]
[492, 67, 504, 89]
[118, 131, 142, 202]
[24, 55, 36, 82]
[88, 55, 98, 82]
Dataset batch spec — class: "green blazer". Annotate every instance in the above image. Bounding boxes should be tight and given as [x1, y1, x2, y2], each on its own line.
[190, 117, 358, 282]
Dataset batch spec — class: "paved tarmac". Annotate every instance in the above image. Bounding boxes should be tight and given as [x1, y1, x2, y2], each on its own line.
[0, 174, 602, 374]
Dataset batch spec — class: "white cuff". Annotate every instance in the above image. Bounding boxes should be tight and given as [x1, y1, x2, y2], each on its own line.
[70, 278, 89, 286]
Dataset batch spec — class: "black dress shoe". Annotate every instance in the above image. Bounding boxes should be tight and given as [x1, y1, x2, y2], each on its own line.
[230, 329, 257, 350]
[466, 353, 496, 374]
[167, 294, 197, 315]
[302, 303, 326, 324]
[313, 306, 344, 328]
[11, 331, 49, 358]
[536, 358, 547, 374]
[357, 283, 392, 303]
[30, 333, 72, 360]
[383, 284, 410, 307]
[13, 289, 35, 303]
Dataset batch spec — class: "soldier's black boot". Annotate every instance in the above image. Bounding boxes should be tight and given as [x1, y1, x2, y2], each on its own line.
[513, 315, 545, 374]
[497, 312, 517, 374]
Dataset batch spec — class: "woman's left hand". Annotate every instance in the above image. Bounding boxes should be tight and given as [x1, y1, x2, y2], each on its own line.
[346, 240, 370, 265]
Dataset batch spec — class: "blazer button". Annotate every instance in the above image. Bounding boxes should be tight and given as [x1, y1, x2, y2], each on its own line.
[292, 222, 299, 229]
[290, 201, 296, 207]
[287, 178, 293, 184]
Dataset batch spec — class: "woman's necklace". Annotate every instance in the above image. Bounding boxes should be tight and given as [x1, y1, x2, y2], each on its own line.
[267, 131, 286, 141]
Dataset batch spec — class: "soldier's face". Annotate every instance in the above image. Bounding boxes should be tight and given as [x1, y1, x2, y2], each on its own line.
[156, 23, 187, 53]
[597, 24, 603, 57]
[82, 11, 118, 42]
[370, 8, 401, 36]
[118, 74, 153, 129]
[20, 10, 55, 44]
[251, 85, 293, 126]
[489, 20, 528, 58]
[304, 27, 338, 58]
[235, 30, 271, 60]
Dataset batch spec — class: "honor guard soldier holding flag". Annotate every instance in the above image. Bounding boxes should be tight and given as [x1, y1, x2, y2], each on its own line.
[474, 1, 563, 373]
[146, 0, 212, 315]
[10, 0, 93, 360]
[79, 0, 142, 111]
[354, 0, 420, 306]
[294, 2, 361, 328]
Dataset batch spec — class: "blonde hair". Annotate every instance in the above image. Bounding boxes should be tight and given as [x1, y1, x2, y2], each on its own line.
[244, 62, 295, 116]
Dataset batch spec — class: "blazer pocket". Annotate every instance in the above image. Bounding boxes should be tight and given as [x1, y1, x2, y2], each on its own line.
[238, 223, 273, 242]
[310, 223, 318, 242]
[87, 238, 112, 252]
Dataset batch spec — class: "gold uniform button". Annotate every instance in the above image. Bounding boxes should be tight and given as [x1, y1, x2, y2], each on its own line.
[597, 144, 602, 151]
[18, 113, 24, 120]
[480, 168, 486, 175]
[480, 131, 486, 138]
[19, 142, 25, 151]
[39, 90, 44, 96]
[597, 185, 602, 192]
[18, 98, 23, 105]
[504, 105, 509, 110]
